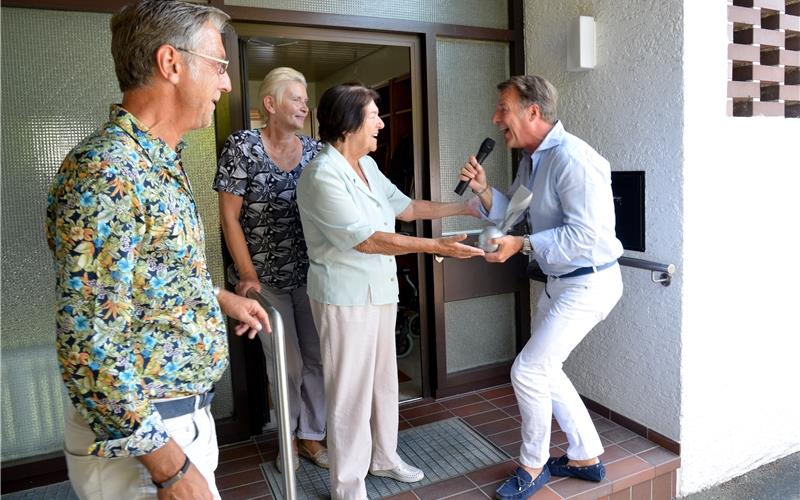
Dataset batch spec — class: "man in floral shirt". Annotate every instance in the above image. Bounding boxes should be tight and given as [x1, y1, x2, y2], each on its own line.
[45, 1, 269, 498]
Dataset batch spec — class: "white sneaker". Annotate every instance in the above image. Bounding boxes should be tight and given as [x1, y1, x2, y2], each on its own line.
[370, 461, 424, 483]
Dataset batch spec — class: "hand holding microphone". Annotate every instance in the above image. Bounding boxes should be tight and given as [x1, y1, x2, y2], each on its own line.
[455, 137, 495, 195]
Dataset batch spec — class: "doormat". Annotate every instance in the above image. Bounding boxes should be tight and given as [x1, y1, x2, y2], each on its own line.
[261, 417, 510, 499]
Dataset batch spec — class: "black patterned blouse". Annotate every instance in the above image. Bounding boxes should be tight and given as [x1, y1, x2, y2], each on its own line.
[214, 129, 321, 290]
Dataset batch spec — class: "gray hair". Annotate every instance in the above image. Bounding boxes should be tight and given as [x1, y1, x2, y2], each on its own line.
[110, 0, 230, 92]
[497, 75, 558, 123]
[257, 67, 308, 121]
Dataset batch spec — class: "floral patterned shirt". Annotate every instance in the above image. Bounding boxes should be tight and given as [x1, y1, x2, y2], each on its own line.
[45, 105, 228, 458]
[213, 129, 321, 290]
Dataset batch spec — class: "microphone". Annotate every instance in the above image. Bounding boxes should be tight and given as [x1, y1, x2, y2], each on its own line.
[454, 137, 495, 195]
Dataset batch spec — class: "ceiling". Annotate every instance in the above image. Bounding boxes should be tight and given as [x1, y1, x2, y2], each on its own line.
[243, 37, 384, 83]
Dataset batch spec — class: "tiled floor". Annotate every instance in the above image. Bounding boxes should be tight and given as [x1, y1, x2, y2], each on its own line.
[216, 384, 680, 500]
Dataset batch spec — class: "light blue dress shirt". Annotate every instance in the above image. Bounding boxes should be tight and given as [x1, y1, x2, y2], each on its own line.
[483, 121, 623, 277]
[297, 143, 412, 305]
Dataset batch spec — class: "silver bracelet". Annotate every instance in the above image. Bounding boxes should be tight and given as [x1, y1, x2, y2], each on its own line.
[472, 184, 490, 196]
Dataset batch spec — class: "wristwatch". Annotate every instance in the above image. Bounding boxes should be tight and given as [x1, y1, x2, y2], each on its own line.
[520, 235, 533, 256]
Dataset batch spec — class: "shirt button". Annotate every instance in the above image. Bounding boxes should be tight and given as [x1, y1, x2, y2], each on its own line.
[390, 277, 395, 281]
[383, 222, 388, 226]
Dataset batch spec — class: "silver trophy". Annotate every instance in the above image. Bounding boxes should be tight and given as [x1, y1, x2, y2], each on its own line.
[478, 185, 533, 252]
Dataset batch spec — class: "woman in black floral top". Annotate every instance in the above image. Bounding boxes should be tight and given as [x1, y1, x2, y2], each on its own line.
[214, 67, 327, 470]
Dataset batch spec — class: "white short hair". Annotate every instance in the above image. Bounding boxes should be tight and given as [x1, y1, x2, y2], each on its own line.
[257, 67, 307, 121]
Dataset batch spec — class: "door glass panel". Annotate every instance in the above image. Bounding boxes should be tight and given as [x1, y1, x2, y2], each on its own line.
[436, 38, 511, 235]
[444, 294, 516, 373]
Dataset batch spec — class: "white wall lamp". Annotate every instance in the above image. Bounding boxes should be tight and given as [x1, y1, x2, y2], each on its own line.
[567, 16, 596, 71]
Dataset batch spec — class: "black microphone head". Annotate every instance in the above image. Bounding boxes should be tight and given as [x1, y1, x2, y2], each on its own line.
[475, 137, 495, 163]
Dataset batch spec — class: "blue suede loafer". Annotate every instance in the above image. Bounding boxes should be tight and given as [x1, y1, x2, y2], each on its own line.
[545, 455, 605, 482]
[495, 466, 551, 500]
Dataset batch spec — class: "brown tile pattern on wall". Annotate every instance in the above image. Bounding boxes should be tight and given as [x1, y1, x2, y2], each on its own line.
[214, 383, 679, 499]
[728, 0, 800, 117]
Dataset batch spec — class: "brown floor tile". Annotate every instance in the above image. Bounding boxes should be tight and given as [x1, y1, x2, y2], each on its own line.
[550, 430, 568, 447]
[501, 443, 520, 457]
[466, 460, 518, 486]
[531, 486, 563, 499]
[610, 488, 631, 500]
[599, 435, 613, 447]
[637, 447, 680, 476]
[474, 417, 520, 437]
[604, 456, 654, 493]
[488, 428, 523, 447]
[593, 418, 619, 433]
[451, 401, 498, 418]
[383, 491, 419, 500]
[439, 393, 486, 409]
[609, 412, 647, 439]
[401, 397, 435, 410]
[217, 468, 266, 491]
[445, 488, 492, 499]
[651, 471, 673, 500]
[399, 419, 413, 431]
[631, 480, 651, 500]
[549, 445, 565, 458]
[599, 444, 633, 465]
[219, 442, 261, 463]
[407, 409, 455, 426]
[618, 437, 658, 455]
[479, 385, 514, 400]
[600, 427, 638, 445]
[401, 402, 447, 420]
[413, 475, 475, 499]
[502, 404, 521, 417]
[216, 454, 264, 477]
[464, 409, 511, 427]
[219, 481, 271, 499]
[479, 479, 505, 498]
[491, 394, 518, 409]
[548, 477, 612, 499]
[255, 438, 279, 457]
[551, 419, 561, 432]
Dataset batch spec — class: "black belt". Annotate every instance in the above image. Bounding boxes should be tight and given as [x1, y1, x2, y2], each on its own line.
[553, 260, 617, 279]
[154, 390, 214, 419]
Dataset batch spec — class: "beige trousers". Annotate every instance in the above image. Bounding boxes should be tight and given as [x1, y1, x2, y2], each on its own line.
[63, 402, 220, 499]
[310, 299, 401, 500]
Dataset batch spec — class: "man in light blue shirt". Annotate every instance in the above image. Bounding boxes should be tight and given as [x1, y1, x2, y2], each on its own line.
[459, 75, 624, 500]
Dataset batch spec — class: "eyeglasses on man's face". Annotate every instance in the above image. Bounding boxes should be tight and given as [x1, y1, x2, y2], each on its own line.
[176, 47, 229, 75]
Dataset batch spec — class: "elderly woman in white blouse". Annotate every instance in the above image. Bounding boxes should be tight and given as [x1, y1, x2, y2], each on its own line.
[297, 83, 483, 500]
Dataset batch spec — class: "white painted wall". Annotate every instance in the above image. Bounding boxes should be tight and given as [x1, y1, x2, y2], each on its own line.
[523, 0, 684, 442]
[680, 0, 800, 494]
[525, 0, 800, 495]
[315, 45, 410, 99]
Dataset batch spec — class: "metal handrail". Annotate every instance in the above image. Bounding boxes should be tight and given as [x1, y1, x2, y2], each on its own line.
[246, 290, 296, 500]
[527, 256, 677, 287]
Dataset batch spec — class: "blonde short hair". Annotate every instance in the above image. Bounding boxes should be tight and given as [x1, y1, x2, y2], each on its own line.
[257, 67, 307, 121]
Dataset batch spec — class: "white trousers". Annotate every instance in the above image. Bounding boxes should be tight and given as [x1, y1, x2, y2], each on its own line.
[63, 402, 220, 500]
[513, 264, 623, 468]
[257, 285, 326, 440]
[310, 299, 401, 500]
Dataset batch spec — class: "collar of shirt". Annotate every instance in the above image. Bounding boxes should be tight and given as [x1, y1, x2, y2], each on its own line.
[109, 105, 191, 191]
[526, 120, 566, 175]
[322, 143, 381, 202]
